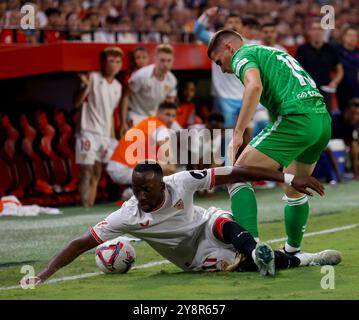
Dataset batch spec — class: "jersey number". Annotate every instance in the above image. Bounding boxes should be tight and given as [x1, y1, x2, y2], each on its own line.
[276, 55, 316, 88]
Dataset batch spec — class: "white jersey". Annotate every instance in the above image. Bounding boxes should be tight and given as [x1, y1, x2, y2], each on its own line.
[91, 169, 234, 271]
[128, 64, 177, 123]
[80, 72, 122, 137]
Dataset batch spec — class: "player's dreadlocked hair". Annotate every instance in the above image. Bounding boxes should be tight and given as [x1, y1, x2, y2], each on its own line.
[133, 160, 164, 179]
[207, 29, 243, 59]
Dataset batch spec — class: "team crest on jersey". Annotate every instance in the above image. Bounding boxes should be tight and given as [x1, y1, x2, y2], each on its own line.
[173, 199, 184, 210]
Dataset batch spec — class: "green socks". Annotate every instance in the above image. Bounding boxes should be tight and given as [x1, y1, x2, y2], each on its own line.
[284, 195, 309, 252]
[229, 183, 259, 238]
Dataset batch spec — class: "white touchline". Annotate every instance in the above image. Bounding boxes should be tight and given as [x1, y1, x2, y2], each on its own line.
[0, 223, 358, 291]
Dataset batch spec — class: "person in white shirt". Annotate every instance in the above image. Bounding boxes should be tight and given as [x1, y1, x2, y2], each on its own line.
[22, 161, 341, 286]
[126, 44, 177, 126]
[73, 47, 123, 208]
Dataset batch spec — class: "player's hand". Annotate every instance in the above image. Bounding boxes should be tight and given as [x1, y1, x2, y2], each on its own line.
[20, 275, 42, 288]
[228, 135, 243, 164]
[78, 72, 90, 87]
[204, 6, 219, 17]
[291, 176, 325, 197]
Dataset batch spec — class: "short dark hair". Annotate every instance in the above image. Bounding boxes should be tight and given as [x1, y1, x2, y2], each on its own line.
[260, 22, 277, 30]
[45, 8, 61, 18]
[225, 13, 241, 22]
[342, 24, 358, 35]
[207, 29, 243, 59]
[134, 160, 164, 178]
[241, 15, 260, 28]
[158, 101, 177, 111]
[348, 98, 359, 108]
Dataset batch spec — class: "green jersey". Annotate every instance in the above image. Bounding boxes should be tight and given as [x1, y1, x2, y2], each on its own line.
[231, 44, 328, 119]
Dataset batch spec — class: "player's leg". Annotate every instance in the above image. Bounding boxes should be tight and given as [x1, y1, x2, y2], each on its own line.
[213, 215, 275, 276]
[79, 164, 93, 207]
[282, 161, 316, 253]
[230, 145, 281, 239]
[282, 113, 332, 253]
[88, 161, 103, 207]
[76, 132, 96, 207]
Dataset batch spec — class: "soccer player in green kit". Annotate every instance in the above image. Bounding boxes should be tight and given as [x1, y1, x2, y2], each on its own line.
[207, 29, 332, 255]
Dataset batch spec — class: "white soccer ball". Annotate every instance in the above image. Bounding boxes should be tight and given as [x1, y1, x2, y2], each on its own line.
[95, 238, 136, 274]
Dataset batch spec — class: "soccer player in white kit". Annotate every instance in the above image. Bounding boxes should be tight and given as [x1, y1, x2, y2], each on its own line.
[73, 47, 123, 207]
[22, 161, 341, 286]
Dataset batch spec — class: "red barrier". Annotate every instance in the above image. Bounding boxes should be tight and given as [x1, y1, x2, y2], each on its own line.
[0, 42, 212, 79]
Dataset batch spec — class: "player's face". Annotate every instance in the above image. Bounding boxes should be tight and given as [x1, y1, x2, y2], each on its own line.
[343, 29, 358, 49]
[261, 27, 277, 45]
[158, 108, 177, 128]
[104, 55, 122, 77]
[132, 172, 165, 212]
[183, 82, 196, 102]
[224, 17, 242, 33]
[309, 23, 325, 44]
[134, 50, 149, 69]
[211, 47, 233, 74]
[155, 52, 173, 74]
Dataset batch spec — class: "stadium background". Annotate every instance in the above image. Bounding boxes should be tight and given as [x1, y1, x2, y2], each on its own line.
[0, 0, 359, 299]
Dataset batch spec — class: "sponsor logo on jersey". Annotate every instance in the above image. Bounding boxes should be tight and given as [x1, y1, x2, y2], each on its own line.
[173, 199, 184, 210]
[139, 220, 150, 228]
[189, 170, 207, 179]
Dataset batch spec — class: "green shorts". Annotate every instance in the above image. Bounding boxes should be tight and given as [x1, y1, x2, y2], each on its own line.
[249, 112, 331, 167]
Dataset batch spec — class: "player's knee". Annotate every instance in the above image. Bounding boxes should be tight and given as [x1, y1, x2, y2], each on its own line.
[80, 165, 93, 183]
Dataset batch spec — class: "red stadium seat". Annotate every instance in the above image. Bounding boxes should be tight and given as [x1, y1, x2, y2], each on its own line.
[0, 158, 12, 197]
[53, 110, 79, 192]
[19, 114, 53, 195]
[36, 111, 69, 189]
[0, 114, 32, 197]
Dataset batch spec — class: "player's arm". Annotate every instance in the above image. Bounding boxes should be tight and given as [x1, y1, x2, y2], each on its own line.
[234, 68, 262, 139]
[119, 93, 129, 137]
[213, 166, 325, 196]
[328, 63, 344, 88]
[193, 7, 218, 44]
[73, 73, 91, 108]
[21, 232, 99, 285]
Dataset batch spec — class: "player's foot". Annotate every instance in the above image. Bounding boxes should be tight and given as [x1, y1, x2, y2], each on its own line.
[253, 243, 275, 276]
[295, 250, 342, 266]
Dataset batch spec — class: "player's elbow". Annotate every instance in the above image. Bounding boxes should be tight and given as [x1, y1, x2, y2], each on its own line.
[248, 82, 263, 93]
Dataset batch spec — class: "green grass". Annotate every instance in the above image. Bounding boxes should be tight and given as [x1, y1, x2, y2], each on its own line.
[0, 181, 359, 300]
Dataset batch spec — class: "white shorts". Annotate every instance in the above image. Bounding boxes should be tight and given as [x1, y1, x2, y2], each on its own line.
[189, 208, 236, 272]
[106, 161, 133, 185]
[75, 131, 110, 165]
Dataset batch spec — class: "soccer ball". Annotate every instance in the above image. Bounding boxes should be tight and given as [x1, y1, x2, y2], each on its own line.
[95, 238, 136, 274]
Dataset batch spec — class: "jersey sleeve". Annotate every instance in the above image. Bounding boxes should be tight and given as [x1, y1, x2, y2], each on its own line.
[172, 169, 215, 192]
[231, 50, 259, 82]
[90, 204, 132, 243]
[128, 70, 143, 93]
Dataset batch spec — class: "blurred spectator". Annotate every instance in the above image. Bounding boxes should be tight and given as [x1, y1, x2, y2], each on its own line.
[118, 46, 150, 137]
[335, 25, 359, 113]
[260, 22, 287, 51]
[66, 12, 82, 41]
[107, 101, 177, 192]
[73, 47, 123, 207]
[126, 44, 177, 125]
[176, 81, 197, 128]
[148, 14, 171, 43]
[0, 0, 7, 26]
[193, 7, 245, 129]
[117, 16, 137, 43]
[0, 10, 27, 43]
[332, 98, 359, 179]
[43, 7, 65, 43]
[241, 15, 260, 44]
[296, 20, 344, 112]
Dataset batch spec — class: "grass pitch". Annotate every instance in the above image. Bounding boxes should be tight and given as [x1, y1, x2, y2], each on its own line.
[0, 181, 359, 300]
